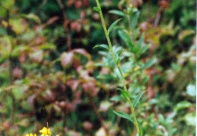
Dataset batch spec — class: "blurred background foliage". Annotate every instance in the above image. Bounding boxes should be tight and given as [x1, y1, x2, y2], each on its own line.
[0, 0, 196, 136]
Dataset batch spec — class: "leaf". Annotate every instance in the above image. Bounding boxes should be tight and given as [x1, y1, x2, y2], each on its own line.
[115, 68, 122, 79]
[22, 13, 41, 23]
[60, 52, 73, 68]
[183, 113, 196, 126]
[131, 12, 140, 29]
[118, 30, 132, 48]
[140, 44, 150, 55]
[108, 18, 122, 34]
[93, 44, 109, 50]
[96, 127, 106, 136]
[132, 91, 145, 108]
[117, 88, 130, 99]
[93, 7, 100, 12]
[99, 101, 112, 112]
[110, 95, 121, 102]
[137, 33, 144, 47]
[141, 58, 157, 69]
[10, 19, 27, 34]
[113, 111, 134, 123]
[0, 36, 12, 59]
[186, 84, 196, 97]
[0, 0, 14, 9]
[109, 10, 125, 16]
[175, 101, 192, 112]
[39, 43, 56, 50]
[178, 30, 195, 41]
[73, 48, 91, 59]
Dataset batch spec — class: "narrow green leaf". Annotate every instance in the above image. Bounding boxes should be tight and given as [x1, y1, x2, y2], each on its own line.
[118, 30, 132, 48]
[132, 91, 145, 108]
[109, 10, 125, 16]
[115, 68, 121, 79]
[108, 18, 122, 34]
[93, 7, 100, 12]
[117, 88, 130, 99]
[140, 44, 150, 55]
[113, 110, 134, 123]
[131, 12, 140, 29]
[137, 33, 144, 47]
[116, 57, 120, 64]
[110, 95, 121, 102]
[141, 58, 157, 69]
[93, 44, 109, 50]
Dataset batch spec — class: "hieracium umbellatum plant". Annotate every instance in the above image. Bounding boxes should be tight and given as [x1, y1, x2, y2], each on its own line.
[93, 1, 157, 135]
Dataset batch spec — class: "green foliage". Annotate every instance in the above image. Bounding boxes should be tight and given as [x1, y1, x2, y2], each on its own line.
[113, 111, 134, 123]
[0, 0, 195, 135]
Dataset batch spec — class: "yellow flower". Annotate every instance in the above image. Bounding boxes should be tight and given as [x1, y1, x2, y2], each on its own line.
[25, 133, 37, 136]
[39, 127, 51, 136]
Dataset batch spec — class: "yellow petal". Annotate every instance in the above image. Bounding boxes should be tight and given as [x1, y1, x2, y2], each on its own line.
[39, 127, 51, 135]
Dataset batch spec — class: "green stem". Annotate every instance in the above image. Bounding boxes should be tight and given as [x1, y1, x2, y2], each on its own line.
[95, 0, 140, 135]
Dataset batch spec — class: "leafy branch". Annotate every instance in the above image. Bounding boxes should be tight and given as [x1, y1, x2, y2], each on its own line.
[94, 0, 142, 135]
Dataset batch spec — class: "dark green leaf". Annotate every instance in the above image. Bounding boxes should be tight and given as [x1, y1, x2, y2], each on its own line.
[131, 12, 140, 29]
[108, 18, 122, 34]
[93, 44, 109, 50]
[118, 30, 132, 48]
[132, 91, 145, 108]
[109, 10, 125, 16]
[113, 110, 134, 123]
[137, 33, 144, 47]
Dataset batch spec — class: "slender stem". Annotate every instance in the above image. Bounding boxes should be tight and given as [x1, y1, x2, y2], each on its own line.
[86, 93, 109, 134]
[95, 0, 141, 135]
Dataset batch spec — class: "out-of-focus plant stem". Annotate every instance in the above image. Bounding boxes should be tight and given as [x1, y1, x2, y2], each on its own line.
[86, 93, 109, 134]
[5, 9, 15, 125]
[95, 0, 141, 135]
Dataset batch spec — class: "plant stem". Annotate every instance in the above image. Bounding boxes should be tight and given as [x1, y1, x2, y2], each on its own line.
[95, 0, 141, 135]
[86, 93, 109, 134]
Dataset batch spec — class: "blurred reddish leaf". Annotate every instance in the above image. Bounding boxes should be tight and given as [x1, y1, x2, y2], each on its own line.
[70, 21, 81, 32]
[60, 52, 73, 67]
[66, 79, 79, 91]
[83, 121, 93, 131]
[73, 48, 90, 59]
[46, 16, 59, 26]
[147, 87, 155, 100]
[13, 67, 22, 79]
[75, 0, 82, 9]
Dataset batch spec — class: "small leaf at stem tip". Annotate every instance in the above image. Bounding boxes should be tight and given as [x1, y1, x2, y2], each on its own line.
[93, 7, 100, 12]
[109, 10, 125, 16]
[132, 91, 145, 108]
[113, 110, 134, 123]
[108, 18, 122, 34]
[93, 44, 109, 50]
